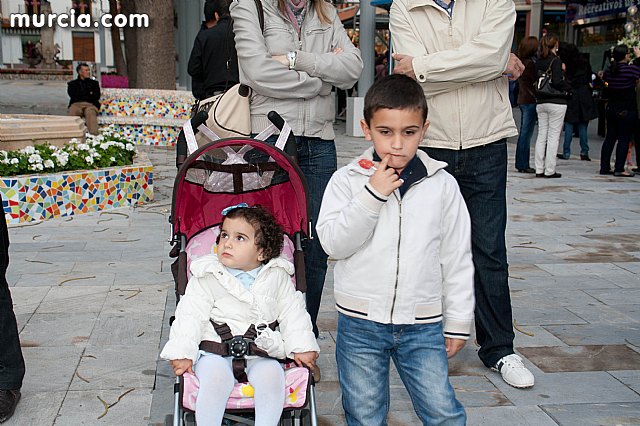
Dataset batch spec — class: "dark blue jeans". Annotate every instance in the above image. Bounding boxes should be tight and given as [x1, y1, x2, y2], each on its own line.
[263, 135, 336, 336]
[515, 104, 537, 170]
[563, 121, 589, 158]
[0, 200, 25, 390]
[601, 107, 637, 173]
[423, 140, 514, 368]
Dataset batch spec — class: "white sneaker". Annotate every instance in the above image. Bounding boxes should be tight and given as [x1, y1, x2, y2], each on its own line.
[492, 354, 535, 388]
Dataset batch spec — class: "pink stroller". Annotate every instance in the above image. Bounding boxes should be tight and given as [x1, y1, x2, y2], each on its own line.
[168, 112, 318, 425]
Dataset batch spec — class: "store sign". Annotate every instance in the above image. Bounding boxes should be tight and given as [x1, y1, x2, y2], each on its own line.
[566, 0, 638, 22]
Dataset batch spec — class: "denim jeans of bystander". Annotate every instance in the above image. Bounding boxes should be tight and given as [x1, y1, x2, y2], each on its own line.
[515, 103, 537, 170]
[423, 141, 514, 367]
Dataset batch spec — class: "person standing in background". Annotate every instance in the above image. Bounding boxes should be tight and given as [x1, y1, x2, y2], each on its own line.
[557, 43, 597, 162]
[533, 33, 571, 179]
[188, 0, 239, 101]
[230, 0, 363, 339]
[515, 36, 539, 173]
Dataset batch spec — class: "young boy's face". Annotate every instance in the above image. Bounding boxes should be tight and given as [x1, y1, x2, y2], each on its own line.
[217, 217, 263, 271]
[360, 107, 429, 174]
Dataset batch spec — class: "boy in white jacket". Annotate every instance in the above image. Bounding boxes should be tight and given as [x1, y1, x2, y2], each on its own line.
[317, 75, 474, 425]
[161, 205, 319, 426]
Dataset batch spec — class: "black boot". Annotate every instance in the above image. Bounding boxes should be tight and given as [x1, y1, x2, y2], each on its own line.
[0, 389, 21, 423]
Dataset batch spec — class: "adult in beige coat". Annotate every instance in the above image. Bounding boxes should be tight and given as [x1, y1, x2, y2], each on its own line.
[231, 0, 362, 338]
[390, 0, 535, 389]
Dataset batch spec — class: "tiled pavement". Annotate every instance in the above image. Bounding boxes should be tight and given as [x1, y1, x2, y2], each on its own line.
[2, 80, 640, 425]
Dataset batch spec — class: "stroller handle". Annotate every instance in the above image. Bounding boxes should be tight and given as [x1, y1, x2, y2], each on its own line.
[267, 111, 298, 161]
[176, 111, 210, 169]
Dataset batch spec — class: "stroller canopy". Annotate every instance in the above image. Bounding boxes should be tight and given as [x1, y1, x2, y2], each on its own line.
[171, 138, 309, 242]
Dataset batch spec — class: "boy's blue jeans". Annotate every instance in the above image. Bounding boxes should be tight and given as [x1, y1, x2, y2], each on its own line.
[336, 314, 466, 426]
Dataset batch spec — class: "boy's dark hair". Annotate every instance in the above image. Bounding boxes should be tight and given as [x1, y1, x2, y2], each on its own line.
[204, 0, 230, 21]
[363, 74, 428, 125]
[76, 62, 89, 74]
[222, 206, 283, 263]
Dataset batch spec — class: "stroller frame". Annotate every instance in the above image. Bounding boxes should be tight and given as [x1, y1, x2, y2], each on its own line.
[168, 113, 319, 426]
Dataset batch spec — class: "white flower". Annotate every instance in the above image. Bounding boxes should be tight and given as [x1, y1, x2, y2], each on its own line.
[110, 157, 116, 162]
[44, 159, 55, 168]
[22, 146, 35, 155]
[10, 158, 19, 165]
[28, 154, 42, 164]
[85, 155, 94, 164]
[70, 138, 79, 144]
[77, 143, 90, 151]
[125, 144, 135, 151]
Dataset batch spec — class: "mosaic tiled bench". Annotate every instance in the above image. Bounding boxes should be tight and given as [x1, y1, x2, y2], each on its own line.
[1, 152, 153, 224]
[98, 88, 194, 146]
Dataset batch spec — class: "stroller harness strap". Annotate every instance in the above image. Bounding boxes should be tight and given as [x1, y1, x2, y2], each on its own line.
[199, 320, 281, 382]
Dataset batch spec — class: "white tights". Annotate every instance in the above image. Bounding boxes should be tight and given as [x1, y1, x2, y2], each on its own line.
[193, 354, 285, 426]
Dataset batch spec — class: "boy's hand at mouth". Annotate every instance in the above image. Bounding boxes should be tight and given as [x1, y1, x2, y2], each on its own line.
[368, 155, 404, 197]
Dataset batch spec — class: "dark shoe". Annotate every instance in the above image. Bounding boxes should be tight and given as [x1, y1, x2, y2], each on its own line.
[613, 171, 635, 177]
[556, 154, 569, 160]
[535, 173, 544, 178]
[544, 172, 562, 178]
[599, 170, 613, 175]
[517, 168, 536, 173]
[0, 389, 21, 423]
[580, 154, 591, 161]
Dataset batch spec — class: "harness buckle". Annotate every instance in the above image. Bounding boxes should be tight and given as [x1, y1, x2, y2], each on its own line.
[228, 336, 249, 357]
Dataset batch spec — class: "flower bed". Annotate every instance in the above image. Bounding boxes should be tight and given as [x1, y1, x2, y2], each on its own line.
[0, 127, 153, 224]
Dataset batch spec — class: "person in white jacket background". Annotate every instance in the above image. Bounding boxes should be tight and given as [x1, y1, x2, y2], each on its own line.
[317, 75, 474, 425]
[161, 205, 319, 426]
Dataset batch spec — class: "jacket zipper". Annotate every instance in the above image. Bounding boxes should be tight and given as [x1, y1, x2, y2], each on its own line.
[389, 195, 402, 323]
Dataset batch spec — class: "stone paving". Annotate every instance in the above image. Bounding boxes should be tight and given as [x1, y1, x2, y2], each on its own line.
[1, 80, 640, 425]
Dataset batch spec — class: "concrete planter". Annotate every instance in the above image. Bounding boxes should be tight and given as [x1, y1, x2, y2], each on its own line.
[0, 152, 153, 224]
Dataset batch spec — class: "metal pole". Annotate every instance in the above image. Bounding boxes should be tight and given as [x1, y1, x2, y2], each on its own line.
[529, 0, 544, 38]
[358, 0, 375, 96]
[99, 0, 106, 73]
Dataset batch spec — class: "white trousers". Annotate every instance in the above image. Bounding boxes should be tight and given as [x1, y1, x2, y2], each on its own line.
[534, 103, 567, 175]
[193, 355, 285, 426]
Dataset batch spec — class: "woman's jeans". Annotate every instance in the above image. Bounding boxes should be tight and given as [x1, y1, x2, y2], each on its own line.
[0, 199, 25, 391]
[423, 141, 513, 368]
[534, 103, 567, 175]
[336, 314, 465, 426]
[562, 121, 589, 158]
[601, 107, 637, 173]
[515, 104, 537, 170]
[262, 135, 336, 336]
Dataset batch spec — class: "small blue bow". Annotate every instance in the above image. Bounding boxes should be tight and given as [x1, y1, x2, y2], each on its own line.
[221, 203, 250, 216]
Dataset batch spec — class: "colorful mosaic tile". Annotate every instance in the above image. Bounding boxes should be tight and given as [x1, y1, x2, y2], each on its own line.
[0, 162, 153, 224]
[98, 88, 194, 147]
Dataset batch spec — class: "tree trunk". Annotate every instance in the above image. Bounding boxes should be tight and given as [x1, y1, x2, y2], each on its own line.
[132, 0, 176, 89]
[109, 0, 127, 76]
[120, 0, 138, 87]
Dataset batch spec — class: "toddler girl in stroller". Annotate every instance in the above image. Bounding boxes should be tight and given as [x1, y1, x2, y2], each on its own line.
[162, 204, 319, 425]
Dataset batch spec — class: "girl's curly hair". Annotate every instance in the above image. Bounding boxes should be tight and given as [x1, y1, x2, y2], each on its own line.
[223, 206, 283, 263]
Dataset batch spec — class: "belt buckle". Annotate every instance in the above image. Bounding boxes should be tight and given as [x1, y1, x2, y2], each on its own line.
[229, 336, 249, 357]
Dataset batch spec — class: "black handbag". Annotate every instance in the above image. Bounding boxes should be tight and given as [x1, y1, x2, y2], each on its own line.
[536, 57, 569, 99]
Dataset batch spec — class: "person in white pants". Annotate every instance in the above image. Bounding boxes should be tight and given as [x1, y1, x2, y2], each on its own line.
[533, 34, 572, 178]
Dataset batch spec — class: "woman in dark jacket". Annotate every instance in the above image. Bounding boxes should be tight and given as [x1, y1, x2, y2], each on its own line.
[515, 36, 539, 173]
[600, 44, 640, 177]
[558, 43, 598, 161]
[533, 33, 572, 178]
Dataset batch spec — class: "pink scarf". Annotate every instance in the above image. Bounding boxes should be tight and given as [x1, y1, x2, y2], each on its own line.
[284, 0, 307, 36]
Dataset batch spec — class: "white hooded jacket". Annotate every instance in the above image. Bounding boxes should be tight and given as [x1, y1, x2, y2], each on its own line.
[160, 255, 319, 363]
[317, 148, 475, 339]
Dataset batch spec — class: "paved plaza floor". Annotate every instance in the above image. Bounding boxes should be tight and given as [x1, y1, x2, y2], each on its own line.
[1, 80, 640, 425]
